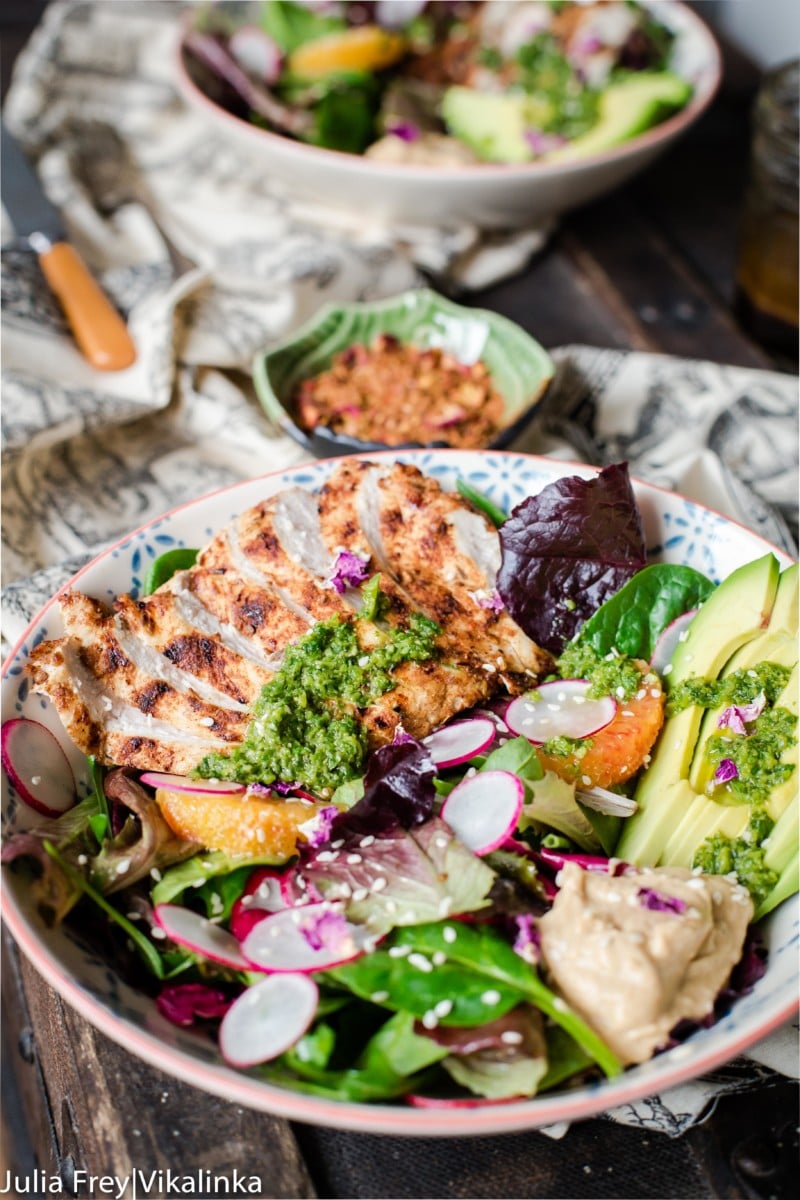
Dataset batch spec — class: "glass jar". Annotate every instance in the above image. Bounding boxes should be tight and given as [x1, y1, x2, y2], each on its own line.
[735, 60, 799, 354]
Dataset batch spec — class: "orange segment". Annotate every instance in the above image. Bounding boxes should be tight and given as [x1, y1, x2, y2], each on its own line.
[288, 26, 407, 78]
[155, 788, 325, 860]
[536, 677, 665, 790]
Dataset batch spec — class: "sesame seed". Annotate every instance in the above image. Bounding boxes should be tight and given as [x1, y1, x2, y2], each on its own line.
[360, 835, 375, 848]
[408, 953, 433, 973]
[198, 716, 215, 727]
[371, 877, 387, 893]
[389, 945, 411, 958]
[442, 926, 457, 944]
[77, 854, 88, 866]
[116, 858, 131, 875]
[678, 631, 689, 642]
[151, 927, 166, 940]
[371, 991, 389, 1003]
[622, 710, 634, 717]
[434, 999, 453, 1018]
[352, 888, 368, 902]
[501, 1031, 523, 1045]
[662, 664, 673, 676]
[421, 1010, 439, 1029]
[552, 997, 568, 1013]
[331, 839, 345, 849]
[581, 775, 592, 786]
[432, 951, 447, 966]
[481, 990, 501, 1005]
[438, 897, 453, 916]
[150, 868, 162, 881]
[255, 828, 266, 843]
[347, 853, 362, 864]
[126, 911, 140, 921]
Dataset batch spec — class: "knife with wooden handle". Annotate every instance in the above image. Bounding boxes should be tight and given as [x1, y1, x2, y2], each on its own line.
[2, 124, 137, 372]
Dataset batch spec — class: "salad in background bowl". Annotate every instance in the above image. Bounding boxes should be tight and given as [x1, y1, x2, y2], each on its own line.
[174, 0, 721, 228]
[1, 451, 796, 1135]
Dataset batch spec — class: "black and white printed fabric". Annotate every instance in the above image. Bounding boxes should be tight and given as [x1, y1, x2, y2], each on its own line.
[1, 0, 798, 1140]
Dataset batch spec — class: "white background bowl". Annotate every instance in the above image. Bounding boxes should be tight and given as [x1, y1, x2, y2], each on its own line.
[1, 450, 796, 1136]
[174, 1, 721, 230]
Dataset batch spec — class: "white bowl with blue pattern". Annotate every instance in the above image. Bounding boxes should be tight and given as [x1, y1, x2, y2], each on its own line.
[2, 451, 796, 1136]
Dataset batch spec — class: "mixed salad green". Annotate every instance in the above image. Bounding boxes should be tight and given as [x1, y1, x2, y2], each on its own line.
[183, 1, 693, 163]
[3, 462, 796, 1106]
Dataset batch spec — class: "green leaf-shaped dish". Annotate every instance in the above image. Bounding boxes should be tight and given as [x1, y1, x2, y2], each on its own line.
[253, 288, 554, 456]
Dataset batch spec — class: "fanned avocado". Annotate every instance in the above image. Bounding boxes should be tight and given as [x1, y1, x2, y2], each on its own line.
[617, 554, 781, 863]
[546, 72, 692, 162]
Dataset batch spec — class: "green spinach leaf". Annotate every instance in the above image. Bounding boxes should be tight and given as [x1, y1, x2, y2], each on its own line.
[568, 563, 714, 662]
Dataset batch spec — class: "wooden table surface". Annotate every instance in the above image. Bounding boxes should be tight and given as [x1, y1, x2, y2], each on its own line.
[1, 8, 798, 1199]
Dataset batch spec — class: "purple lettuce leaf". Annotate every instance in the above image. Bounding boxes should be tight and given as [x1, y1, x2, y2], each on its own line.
[497, 462, 647, 654]
[428, 1006, 548, 1099]
[327, 739, 437, 846]
[301, 815, 494, 934]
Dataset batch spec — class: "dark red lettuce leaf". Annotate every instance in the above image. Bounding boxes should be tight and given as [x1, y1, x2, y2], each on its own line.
[497, 462, 647, 654]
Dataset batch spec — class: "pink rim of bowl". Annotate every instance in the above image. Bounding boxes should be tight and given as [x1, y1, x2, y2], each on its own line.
[2, 449, 797, 1136]
[172, 1, 722, 183]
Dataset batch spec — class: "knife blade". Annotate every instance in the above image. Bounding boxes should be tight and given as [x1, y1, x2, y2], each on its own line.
[2, 124, 137, 372]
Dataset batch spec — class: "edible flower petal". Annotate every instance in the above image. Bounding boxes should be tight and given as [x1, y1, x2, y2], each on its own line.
[713, 758, 739, 785]
[470, 588, 505, 613]
[329, 550, 370, 594]
[718, 692, 767, 735]
[637, 887, 687, 915]
[512, 913, 541, 963]
[299, 906, 350, 952]
[386, 120, 421, 142]
[297, 805, 339, 849]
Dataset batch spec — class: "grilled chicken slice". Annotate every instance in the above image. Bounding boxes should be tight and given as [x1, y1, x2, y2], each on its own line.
[322, 461, 552, 680]
[27, 462, 552, 777]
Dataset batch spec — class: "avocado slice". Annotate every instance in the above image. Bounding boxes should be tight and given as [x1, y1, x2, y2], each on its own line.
[617, 554, 781, 863]
[764, 791, 799, 874]
[755, 849, 799, 920]
[688, 570, 797, 792]
[546, 72, 692, 163]
[440, 88, 535, 164]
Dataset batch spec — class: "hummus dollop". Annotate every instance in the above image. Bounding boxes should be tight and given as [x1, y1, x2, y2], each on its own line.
[538, 864, 754, 1064]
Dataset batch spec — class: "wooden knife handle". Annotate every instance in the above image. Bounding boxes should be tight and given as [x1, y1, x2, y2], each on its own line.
[37, 242, 137, 372]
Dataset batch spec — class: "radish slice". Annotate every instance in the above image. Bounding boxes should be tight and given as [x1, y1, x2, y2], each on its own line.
[576, 785, 637, 817]
[440, 770, 524, 855]
[154, 904, 250, 970]
[230, 869, 288, 943]
[219, 973, 318, 1067]
[241, 901, 376, 973]
[423, 718, 496, 768]
[228, 27, 282, 85]
[140, 771, 245, 796]
[651, 610, 697, 675]
[1, 718, 76, 818]
[505, 680, 616, 743]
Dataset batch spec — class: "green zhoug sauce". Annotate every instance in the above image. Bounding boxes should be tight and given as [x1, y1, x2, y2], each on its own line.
[668, 662, 791, 715]
[556, 643, 647, 701]
[668, 661, 796, 806]
[196, 610, 439, 792]
[706, 707, 796, 805]
[542, 735, 594, 760]
[515, 35, 599, 140]
[693, 809, 777, 905]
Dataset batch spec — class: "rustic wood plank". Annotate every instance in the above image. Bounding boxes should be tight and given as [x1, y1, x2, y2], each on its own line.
[2, 932, 316, 1199]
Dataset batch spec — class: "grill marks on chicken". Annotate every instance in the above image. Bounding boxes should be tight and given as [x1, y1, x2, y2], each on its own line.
[27, 462, 552, 775]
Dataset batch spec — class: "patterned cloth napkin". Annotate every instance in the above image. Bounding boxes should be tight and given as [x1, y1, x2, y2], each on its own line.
[2, 0, 798, 1140]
